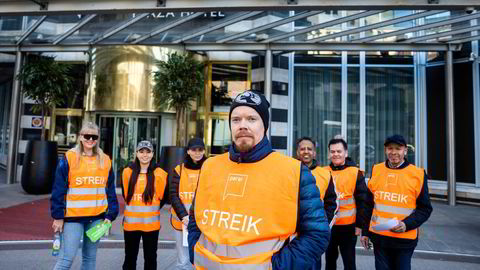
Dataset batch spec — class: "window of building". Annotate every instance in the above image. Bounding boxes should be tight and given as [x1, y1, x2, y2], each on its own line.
[365, 67, 415, 174]
[294, 66, 342, 165]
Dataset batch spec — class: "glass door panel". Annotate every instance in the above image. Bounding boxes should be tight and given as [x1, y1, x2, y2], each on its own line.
[115, 117, 137, 184]
[99, 116, 115, 161]
[137, 117, 159, 160]
[208, 117, 231, 155]
[100, 115, 161, 185]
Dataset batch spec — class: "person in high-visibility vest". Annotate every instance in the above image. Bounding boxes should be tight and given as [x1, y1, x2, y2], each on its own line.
[170, 137, 207, 270]
[296, 136, 337, 270]
[296, 137, 337, 221]
[187, 90, 331, 270]
[361, 135, 433, 270]
[51, 121, 119, 270]
[122, 140, 168, 270]
[324, 136, 369, 270]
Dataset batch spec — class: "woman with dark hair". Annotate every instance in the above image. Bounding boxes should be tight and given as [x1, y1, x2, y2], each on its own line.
[122, 140, 168, 270]
[169, 138, 207, 270]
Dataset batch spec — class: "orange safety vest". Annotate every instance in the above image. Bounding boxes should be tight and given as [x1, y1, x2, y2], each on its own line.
[122, 167, 168, 232]
[368, 162, 424, 240]
[194, 152, 300, 270]
[65, 150, 111, 218]
[311, 166, 331, 200]
[325, 166, 359, 225]
[171, 164, 200, 231]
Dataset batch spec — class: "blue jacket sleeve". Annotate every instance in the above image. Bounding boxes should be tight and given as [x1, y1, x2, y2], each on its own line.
[402, 171, 433, 231]
[105, 169, 119, 221]
[50, 157, 69, 219]
[187, 198, 201, 264]
[271, 165, 331, 270]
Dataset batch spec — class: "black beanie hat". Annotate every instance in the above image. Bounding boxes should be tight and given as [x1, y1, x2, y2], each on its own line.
[229, 90, 270, 133]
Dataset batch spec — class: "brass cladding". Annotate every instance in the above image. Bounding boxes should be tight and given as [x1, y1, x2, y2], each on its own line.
[86, 46, 177, 112]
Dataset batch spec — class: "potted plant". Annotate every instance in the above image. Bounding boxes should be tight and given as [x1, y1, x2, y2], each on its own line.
[152, 51, 204, 203]
[16, 55, 73, 194]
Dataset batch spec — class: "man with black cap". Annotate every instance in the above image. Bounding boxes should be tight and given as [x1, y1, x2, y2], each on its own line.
[187, 90, 330, 269]
[170, 138, 207, 270]
[361, 135, 433, 270]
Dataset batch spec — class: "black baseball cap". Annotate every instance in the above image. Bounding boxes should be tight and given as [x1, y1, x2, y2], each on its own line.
[384, 135, 407, 147]
[136, 140, 154, 151]
[187, 138, 205, 150]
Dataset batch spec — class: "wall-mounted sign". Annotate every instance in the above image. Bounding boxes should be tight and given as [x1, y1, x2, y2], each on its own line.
[31, 117, 43, 128]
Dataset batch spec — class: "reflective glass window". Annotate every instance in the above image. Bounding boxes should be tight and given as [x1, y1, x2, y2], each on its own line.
[365, 67, 415, 175]
[294, 66, 342, 165]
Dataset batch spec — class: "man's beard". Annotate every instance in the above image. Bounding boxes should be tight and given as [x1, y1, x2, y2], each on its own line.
[235, 140, 254, 153]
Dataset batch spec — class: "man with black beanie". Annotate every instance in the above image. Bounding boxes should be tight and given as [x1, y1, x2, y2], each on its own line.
[187, 90, 331, 269]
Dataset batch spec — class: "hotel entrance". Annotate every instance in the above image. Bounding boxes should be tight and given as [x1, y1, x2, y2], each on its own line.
[98, 114, 165, 185]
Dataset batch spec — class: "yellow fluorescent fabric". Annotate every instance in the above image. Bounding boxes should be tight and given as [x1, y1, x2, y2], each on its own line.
[194, 152, 300, 268]
[325, 166, 359, 225]
[122, 167, 168, 232]
[311, 166, 331, 200]
[368, 163, 424, 240]
[171, 164, 200, 231]
[65, 151, 111, 218]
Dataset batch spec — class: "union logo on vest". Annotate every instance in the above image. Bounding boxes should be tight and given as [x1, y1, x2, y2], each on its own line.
[223, 174, 248, 200]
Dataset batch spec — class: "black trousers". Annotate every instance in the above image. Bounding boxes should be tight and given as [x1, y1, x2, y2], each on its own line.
[373, 244, 415, 270]
[123, 230, 159, 270]
[325, 230, 357, 270]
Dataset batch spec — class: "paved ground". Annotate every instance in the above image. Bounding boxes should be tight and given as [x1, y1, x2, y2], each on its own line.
[0, 183, 479, 269]
[1, 248, 479, 270]
[0, 166, 6, 185]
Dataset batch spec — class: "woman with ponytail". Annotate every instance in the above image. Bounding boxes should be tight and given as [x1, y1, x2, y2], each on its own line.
[122, 141, 168, 270]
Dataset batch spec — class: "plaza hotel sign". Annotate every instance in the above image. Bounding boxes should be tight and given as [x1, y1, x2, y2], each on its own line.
[148, 11, 225, 19]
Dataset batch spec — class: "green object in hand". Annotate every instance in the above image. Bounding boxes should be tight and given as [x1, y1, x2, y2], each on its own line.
[86, 221, 112, 243]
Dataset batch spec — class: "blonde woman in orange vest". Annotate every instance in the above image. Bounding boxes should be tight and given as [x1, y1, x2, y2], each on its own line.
[122, 140, 168, 270]
[324, 137, 369, 270]
[187, 91, 331, 269]
[51, 121, 119, 270]
[169, 138, 206, 270]
[361, 135, 433, 270]
[296, 136, 338, 270]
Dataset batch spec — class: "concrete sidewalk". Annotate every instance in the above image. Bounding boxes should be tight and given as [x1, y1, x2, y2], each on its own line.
[0, 183, 479, 259]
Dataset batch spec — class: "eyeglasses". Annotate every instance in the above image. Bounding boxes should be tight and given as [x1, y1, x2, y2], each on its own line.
[82, 134, 99, 141]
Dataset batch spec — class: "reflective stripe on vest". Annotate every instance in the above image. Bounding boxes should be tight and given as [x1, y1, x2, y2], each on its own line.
[368, 162, 424, 240]
[124, 216, 160, 224]
[197, 234, 285, 259]
[66, 199, 108, 208]
[67, 187, 106, 195]
[194, 250, 272, 270]
[336, 208, 356, 218]
[325, 166, 359, 225]
[338, 198, 355, 206]
[126, 205, 160, 213]
[375, 203, 414, 216]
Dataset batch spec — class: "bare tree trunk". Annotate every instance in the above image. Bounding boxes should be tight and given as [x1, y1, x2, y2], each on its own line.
[176, 107, 187, 147]
[41, 104, 46, 141]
